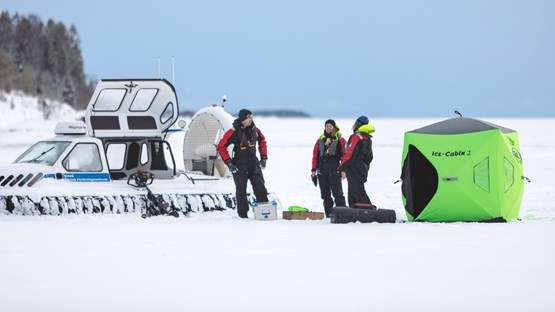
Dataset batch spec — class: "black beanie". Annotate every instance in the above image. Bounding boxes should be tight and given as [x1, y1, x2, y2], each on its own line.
[325, 119, 336, 128]
[238, 109, 252, 121]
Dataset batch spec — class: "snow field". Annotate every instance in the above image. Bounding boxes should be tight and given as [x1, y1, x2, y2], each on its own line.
[1, 93, 554, 311]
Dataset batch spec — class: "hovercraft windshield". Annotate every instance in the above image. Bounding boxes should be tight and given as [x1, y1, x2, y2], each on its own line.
[14, 141, 71, 166]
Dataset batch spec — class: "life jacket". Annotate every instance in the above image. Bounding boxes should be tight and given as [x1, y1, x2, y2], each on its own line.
[355, 124, 374, 164]
[339, 124, 374, 171]
[234, 122, 259, 152]
[357, 124, 375, 135]
[217, 119, 268, 163]
[354, 133, 373, 165]
[318, 133, 341, 157]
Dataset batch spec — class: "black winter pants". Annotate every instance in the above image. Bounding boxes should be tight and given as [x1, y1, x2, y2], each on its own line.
[346, 168, 372, 208]
[232, 158, 269, 218]
[318, 171, 346, 217]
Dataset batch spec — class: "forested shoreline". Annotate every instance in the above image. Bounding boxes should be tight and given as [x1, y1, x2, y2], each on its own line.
[0, 11, 94, 110]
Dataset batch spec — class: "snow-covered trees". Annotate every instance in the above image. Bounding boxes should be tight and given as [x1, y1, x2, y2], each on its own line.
[0, 11, 94, 109]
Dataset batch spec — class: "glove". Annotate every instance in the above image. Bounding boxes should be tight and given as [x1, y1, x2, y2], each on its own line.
[260, 159, 267, 169]
[226, 163, 239, 174]
[311, 175, 318, 187]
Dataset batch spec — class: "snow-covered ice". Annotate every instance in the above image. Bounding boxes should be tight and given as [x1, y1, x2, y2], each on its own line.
[1, 92, 554, 311]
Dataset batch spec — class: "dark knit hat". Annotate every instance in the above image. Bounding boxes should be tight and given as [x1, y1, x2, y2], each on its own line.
[325, 119, 337, 128]
[238, 109, 252, 121]
[354, 115, 369, 128]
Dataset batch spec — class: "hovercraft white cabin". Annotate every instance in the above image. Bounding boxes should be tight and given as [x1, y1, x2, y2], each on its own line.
[0, 79, 243, 215]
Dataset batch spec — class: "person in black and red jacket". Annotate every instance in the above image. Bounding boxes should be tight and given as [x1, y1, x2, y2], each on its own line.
[311, 119, 347, 217]
[339, 115, 376, 209]
[217, 109, 269, 218]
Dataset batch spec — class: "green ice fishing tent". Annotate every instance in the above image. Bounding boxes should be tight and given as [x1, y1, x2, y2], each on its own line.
[400, 116, 524, 222]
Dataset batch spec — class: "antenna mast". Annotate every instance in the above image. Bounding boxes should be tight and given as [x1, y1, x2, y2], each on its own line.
[157, 57, 161, 79]
[172, 56, 175, 85]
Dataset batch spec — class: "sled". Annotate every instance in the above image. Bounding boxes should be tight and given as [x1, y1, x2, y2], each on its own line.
[330, 206, 396, 224]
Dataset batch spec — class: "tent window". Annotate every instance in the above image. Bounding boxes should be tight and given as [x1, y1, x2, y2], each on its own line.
[473, 157, 490, 192]
[504, 157, 514, 192]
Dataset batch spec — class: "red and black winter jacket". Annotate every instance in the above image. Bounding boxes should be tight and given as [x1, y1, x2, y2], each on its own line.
[218, 119, 268, 164]
[311, 133, 346, 175]
[339, 131, 373, 173]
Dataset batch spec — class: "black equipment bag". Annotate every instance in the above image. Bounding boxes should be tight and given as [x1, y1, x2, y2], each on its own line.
[330, 206, 396, 224]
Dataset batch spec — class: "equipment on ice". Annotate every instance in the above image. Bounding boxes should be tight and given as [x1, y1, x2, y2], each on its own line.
[330, 206, 396, 224]
[127, 171, 178, 218]
[283, 206, 325, 220]
[0, 79, 277, 216]
[252, 201, 278, 221]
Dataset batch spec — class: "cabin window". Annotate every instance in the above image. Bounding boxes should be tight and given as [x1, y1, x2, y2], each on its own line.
[93, 89, 126, 111]
[150, 141, 167, 171]
[164, 142, 175, 171]
[62, 143, 103, 172]
[126, 142, 140, 170]
[160, 102, 174, 124]
[130, 89, 158, 111]
[149, 141, 175, 172]
[14, 141, 71, 166]
[140, 142, 149, 165]
[106, 143, 126, 170]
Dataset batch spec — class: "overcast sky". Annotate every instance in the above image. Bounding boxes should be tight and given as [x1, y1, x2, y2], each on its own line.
[3, 0, 555, 117]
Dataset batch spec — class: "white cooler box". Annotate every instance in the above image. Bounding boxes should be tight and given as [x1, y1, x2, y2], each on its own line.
[252, 201, 278, 221]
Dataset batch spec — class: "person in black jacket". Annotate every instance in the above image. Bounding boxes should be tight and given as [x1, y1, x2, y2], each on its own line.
[311, 119, 347, 217]
[339, 115, 376, 209]
[217, 109, 269, 218]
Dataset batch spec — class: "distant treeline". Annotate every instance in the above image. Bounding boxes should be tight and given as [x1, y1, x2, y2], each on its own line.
[0, 11, 95, 110]
[253, 110, 310, 118]
[181, 109, 310, 118]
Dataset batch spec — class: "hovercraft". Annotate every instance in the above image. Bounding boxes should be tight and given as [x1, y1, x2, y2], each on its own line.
[0, 79, 273, 217]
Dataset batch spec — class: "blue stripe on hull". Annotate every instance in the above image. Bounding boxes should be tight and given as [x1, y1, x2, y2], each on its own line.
[43, 173, 111, 182]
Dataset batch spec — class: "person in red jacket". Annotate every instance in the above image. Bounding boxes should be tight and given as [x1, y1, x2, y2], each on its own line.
[218, 109, 269, 218]
[339, 115, 376, 209]
[311, 119, 347, 217]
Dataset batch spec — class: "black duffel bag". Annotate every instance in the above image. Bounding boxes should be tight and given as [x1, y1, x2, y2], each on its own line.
[330, 206, 396, 224]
